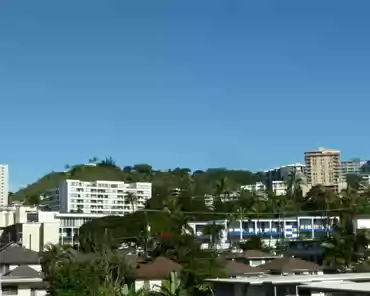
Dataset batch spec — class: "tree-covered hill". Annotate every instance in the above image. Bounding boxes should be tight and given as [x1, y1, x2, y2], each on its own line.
[11, 158, 264, 201]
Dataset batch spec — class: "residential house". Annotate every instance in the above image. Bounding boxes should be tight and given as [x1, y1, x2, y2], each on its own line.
[133, 256, 182, 291]
[0, 243, 46, 296]
[257, 257, 323, 275]
[0, 243, 41, 274]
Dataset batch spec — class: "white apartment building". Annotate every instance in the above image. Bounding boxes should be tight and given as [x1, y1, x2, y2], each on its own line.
[50, 179, 152, 214]
[265, 163, 306, 188]
[0, 164, 9, 207]
[240, 182, 266, 192]
[271, 181, 287, 196]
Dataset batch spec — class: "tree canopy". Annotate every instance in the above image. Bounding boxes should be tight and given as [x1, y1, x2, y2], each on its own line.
[11, 158, 264, 201]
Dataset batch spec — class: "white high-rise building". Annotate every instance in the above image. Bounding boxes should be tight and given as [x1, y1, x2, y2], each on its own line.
[0, 164, 9, 207]
[48, 179, 152, 214]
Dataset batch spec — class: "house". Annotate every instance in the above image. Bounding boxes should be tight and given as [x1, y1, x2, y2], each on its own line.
[0, 243, 46, 296]
[257, 257, 323, 275]
[0, 243, 41, 274]
[133, 256, 182, 291]
[226, 250, 281, 266]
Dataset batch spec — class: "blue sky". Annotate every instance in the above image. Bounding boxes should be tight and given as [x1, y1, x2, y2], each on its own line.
[1, 0, 370, 190]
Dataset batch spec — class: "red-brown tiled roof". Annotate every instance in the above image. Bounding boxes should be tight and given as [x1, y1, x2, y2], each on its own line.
[259, 257, 322, 273]
[134, 256, 182, 280]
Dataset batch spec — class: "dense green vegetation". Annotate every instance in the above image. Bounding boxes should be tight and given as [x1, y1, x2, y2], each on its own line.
[11, 157, 264, 201]
[36, 158, 370, 295]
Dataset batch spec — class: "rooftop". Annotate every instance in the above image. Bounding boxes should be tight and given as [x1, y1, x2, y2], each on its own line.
[205, 272, 370, 285]
[4, 265, 42, 278]
[134, 256, 182, 280]
[224, 260, 264, 277]
[0, 243, 40, 265]
[300, 281, 370, 293]
[264, 163, 305, 173]
[258, 257, 322, 273]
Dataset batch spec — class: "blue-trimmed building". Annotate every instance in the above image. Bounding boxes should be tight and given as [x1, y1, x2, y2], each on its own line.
[188, 216, 339, 248]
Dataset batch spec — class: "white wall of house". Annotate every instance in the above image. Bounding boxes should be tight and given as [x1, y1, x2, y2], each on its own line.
[135, 280, 162, 291]
[1, 286, 46, 296]
[22, 223, 41, 252]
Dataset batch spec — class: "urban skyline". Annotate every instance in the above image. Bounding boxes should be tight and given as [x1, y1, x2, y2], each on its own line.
[3, 147, 370, 204]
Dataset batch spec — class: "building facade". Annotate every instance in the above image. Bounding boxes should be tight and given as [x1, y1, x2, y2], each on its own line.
[49, 179, 152, 214]
[240, 182, 266, 193]
[341, 158, 367, 176]
[189, 216, 338, 249]
[0, 164, 9, 207]
[304, 148, 341, 190]
[265, 163, 306, 188]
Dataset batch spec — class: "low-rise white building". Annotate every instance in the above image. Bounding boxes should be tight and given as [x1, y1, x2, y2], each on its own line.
[48, 179, 152, 214]
[300, 281, 370, 296]
[271, 181, 287, 196]
[241, 182, 266, 193]
[206, 273, 370, 296]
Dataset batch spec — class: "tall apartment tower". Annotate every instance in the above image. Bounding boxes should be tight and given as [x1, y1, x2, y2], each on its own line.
[0, 165, 9, 207]
[304, 148, 341, 191]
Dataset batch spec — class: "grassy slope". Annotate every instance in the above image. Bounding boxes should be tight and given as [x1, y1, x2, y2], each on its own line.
[11, 164, 263, 201]
[11, 165, 127, 200]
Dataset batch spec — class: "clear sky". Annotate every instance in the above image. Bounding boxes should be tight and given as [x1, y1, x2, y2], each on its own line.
[1, 0, 370, 190]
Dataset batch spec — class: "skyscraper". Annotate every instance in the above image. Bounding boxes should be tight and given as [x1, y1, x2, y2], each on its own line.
[0, 164, 9, 207]
[304, 148, 341, 191]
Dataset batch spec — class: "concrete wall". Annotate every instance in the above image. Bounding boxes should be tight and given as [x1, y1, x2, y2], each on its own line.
[40, 222, 60, 249]
[0, 210, 15, 227]
[22, 223, 41, 252]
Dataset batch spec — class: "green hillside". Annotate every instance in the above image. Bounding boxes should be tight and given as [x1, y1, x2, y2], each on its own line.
[11, 159, 264, 201]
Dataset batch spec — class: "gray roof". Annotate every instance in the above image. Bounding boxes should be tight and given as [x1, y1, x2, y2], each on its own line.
[4, 265, 42, 278]
[0, 243, 40, 264]
[224, 260, 264, 276]
[258, 257, 322, 273]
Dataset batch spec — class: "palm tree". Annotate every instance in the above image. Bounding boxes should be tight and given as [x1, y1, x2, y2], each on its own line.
[286, 169, 305, 209]
[125, 192, 139, 212]
[249, 191, 266, 237]
[163, 197, 193, 236]
[306, 185, 338, 237]
[215, 177, 229, 197]
[227, 206, 248, 249]
[203, 223, 224, 249]
[154, 272, 187, 296]
[88, 156, 99, 164]
[40, 243, 74, 280]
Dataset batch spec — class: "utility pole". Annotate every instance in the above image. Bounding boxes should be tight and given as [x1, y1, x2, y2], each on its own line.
[144, 209, 149, 259]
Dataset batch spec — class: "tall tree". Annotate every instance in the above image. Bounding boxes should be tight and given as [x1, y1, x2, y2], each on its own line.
[40, 244, 74, 281]
[125, 192, 139, 212]
[202, 224, 224, 249]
